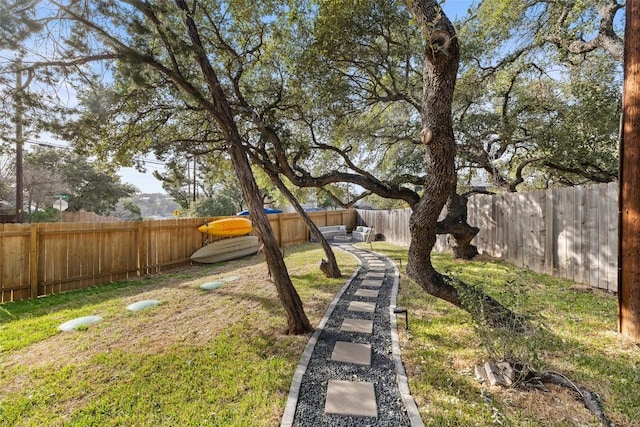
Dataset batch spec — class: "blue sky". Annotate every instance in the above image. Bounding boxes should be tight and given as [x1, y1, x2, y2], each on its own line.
[441, 0, 476, 20]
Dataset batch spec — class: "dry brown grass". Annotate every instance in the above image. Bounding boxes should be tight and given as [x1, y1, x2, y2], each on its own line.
[0, 244, 359, 426]
[3, 247, 351, 371]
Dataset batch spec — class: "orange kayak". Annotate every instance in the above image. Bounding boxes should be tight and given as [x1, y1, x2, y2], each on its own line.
[197, 218, 253, 237]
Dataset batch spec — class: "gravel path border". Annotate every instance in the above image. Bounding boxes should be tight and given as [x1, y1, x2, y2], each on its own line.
[280, 244, 423, 426]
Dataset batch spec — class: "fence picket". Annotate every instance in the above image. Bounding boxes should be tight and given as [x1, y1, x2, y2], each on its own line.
[354, 183, 618, 292]
[0, 211, 357, 302]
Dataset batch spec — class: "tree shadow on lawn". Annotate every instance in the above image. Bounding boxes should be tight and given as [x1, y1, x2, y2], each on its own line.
[403, 299, 639, 426]
[0, 254, 268, 323]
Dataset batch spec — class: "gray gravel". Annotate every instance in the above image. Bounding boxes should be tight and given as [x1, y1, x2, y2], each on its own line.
[289, 245, 413, 426]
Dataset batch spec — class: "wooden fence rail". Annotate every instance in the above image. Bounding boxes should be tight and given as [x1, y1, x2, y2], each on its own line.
[356, 183, 618, 292]
[0, 210, 356, 303]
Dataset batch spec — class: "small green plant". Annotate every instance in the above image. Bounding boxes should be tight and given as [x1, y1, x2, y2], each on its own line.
[447, 274, 546, 382]
[24, 207, 61, 223]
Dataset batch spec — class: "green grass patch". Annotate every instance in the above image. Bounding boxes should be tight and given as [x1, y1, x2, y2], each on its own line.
[1, 323, 295, 426]
[0, 243, 357, 427]
[5, 240, 636, 426]
[367, 242, 639, 427]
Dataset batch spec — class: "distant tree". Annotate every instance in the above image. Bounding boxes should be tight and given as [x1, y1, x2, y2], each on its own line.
[153, 163, 193, 210]
[0, 153, 14, 204]
[185, 194, 236, 217]
[24, 206, 59, 223]
[23, 147, 136, 216]
[132, 193, 180, 219]
[23, 147, 66, 213]
[113, 198, 143, 221]
[62, 154, 137, 215]
[362, 194, 408, 211]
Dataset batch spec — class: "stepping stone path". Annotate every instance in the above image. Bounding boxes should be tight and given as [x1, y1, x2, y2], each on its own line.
[281, 244, 423, 427]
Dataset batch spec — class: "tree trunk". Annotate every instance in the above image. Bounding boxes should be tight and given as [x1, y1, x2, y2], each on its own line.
[175, 0, 312, 334]
[405, 0, 521, 327]
[438, 192, 479, 260]
[404, 0, 460, 286]
[228, 144, 313, 334]
[265, 169, 341, 278]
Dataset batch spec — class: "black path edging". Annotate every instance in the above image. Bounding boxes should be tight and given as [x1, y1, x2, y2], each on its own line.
[280, 244, 424, 427]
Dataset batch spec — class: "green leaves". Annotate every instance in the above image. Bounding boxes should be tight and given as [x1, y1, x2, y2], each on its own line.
[453, 0, 623, 191]
[23, 147, 136, 217]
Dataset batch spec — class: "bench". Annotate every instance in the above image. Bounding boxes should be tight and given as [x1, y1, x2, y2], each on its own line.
[310, 225, 347, 242]
[352, 226, 374, 242]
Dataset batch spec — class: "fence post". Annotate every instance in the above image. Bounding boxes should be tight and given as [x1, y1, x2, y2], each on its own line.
[29, 224, 38, 298]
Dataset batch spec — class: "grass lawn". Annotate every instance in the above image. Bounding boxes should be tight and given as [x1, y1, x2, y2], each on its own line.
[0, 244, 357, 427]
[366, 242, 639, 427]
[2, 242, 638, 426]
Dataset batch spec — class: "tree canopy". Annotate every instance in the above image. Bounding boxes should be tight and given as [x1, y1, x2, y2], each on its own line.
[0, 0, 626, 331]
[454, 0, 623, 192]
[23, 146, 137, 216]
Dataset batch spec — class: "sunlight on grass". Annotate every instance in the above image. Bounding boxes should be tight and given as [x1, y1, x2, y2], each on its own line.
[0, 243, 355, 427]
[1, 323, 295, 426]
[369, 242, 639, 427]
[2, 241, 637, 426]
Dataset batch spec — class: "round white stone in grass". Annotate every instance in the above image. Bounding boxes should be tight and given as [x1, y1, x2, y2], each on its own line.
[126, 300, 161, 311]
[200, 281, 224, 290]
[58, 315, 103, 332]
[221, 276, 239, 282]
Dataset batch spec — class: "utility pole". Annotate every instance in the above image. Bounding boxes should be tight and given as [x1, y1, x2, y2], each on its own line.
[15, 60, 24, 223]
[193, 155, 197, 202]
[619, 1, 640, 342]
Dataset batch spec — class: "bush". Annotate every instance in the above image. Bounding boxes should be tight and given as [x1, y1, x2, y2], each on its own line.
[25, 207, 61, 223]
[185, 195, 237, 217]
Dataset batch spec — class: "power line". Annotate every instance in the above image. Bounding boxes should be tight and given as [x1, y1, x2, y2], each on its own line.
[22, 139, 167, 166]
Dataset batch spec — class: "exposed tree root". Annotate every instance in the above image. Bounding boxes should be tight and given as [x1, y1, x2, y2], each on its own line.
[478, 361, 611, 426]
[320, 259, 341, 278]
[537, 371, 612, 427]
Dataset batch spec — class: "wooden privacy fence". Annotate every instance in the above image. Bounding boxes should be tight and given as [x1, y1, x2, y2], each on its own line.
[356, 182, 618, 292]
[0, 209, 356, 303]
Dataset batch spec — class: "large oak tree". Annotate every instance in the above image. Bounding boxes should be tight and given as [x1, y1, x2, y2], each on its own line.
[6, 0, 625, 327]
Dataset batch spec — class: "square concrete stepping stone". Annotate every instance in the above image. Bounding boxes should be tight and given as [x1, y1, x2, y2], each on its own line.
[355, 289, 379, 298]
[367, 272, 385, 279]
[340, 318, 374, 334]
[348, 301, 376, 313]
[368, 263, 385, 268]
[331, 341, 371, 365]
[325, 380, 377, 418]
[361, 279, 382, 288]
